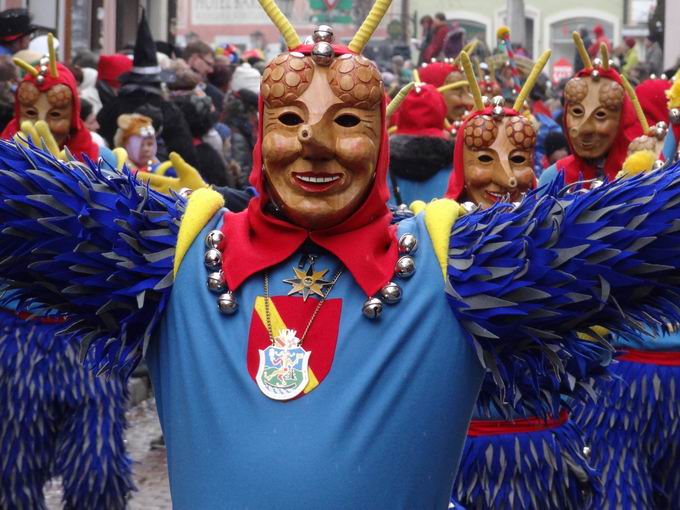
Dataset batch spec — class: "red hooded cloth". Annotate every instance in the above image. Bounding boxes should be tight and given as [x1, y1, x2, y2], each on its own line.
[445, 106, 537, 200]
[1, 62, 99, 161]
[555, 67, 642, 185]
[636, 78, 671, 126]
[418, 61, 458, 88]
[395, 83, 448, 138]
[219, 44, 398, 298]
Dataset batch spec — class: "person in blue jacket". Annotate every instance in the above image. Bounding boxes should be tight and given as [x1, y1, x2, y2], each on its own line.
[2, 3, 680, 508]
[388, 82, 453, 206]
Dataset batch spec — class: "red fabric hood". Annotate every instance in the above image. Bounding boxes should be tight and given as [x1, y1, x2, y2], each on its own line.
[395, 83, 448, 137]
[636, 78, 671, 126]
[220, 44, 398, 297]
[418, 61, 458, 88]
[1, 62, 98, 161]
[445, 106, 537, 200]
[556, 67, 642, 184]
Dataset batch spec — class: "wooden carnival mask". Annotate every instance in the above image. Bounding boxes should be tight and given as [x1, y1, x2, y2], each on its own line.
[260, 39, 384, 230]
[462, 112, 535, 209]
[17, 81, 73, 147]
[441, 70, 474, 122]
[565, 76, 624, 160]
[453, 50, 552, 209]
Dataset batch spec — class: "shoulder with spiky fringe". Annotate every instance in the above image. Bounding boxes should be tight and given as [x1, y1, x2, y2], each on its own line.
[0, 139, 185, 377]
[446, 164, 680, 406]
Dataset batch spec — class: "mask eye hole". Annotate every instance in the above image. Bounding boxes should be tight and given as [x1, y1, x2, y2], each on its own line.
[278, 113, 303, 126]
[595, 110, 607, 120]
[510, 155, 526, 164]
[570, 106, 584, 116]
[334, 114, 360, 127]
[478, 154, 493, 163]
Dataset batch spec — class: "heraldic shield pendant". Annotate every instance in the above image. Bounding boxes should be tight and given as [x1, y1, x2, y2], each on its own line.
[256, 329, 311, 400]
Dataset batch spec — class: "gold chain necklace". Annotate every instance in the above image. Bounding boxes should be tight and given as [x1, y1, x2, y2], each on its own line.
[263, 268, 343, 345]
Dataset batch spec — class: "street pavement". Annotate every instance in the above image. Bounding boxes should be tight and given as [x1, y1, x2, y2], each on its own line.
[45, 396, 172, 509]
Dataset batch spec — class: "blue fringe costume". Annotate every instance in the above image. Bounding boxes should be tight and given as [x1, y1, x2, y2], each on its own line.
[2, 142, 680, 504]
[0, 308, 133, 509]
[573, 339, 680, 508]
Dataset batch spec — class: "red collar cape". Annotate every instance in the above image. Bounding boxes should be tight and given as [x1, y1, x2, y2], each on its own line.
[1, 62, 99, 161]
[219, 44, 398, 297]
[444, 106, 537, 200]
[555, 67, 641, 185]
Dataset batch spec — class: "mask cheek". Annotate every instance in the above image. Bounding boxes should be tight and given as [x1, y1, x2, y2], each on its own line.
[262, 132, 300, 168]
[515, 166, 536, 191]
[48, 118, 71, 139]
[463, 159, 494, 188]
[335, 136, 376, 169]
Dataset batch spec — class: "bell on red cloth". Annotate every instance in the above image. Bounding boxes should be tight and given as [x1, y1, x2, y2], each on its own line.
[395, 84, 448, 138]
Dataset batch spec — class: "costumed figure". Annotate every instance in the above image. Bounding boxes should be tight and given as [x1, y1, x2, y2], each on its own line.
[1, 33, 106, 162]
[0, 32, 133, 510]
[538, 34, 642, 188]
[388, 82, 454, 205]
[114, 113, 160, 173]
[96, 11, 198, 167]
[3, 1, 680, 508]
[571, 73, 680, 509]
[445, 51, 603, 510]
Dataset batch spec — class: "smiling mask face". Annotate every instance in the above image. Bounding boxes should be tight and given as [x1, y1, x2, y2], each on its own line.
[17, 82, 73, 146]
[261, 52, 383, 230]
[462, 114, 536, 209]
[564, 76, 624, 160]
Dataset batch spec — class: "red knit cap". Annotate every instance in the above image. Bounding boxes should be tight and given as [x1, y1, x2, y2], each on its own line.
[395, 83, 448, 138]
[418, 61, 458, 88]
[97, 54, 133, 89]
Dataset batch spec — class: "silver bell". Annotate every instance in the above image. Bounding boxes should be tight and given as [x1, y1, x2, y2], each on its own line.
[491, 95, 505, 107]
[39, 64, 48, 73]
[311, 42, 334, 66]
[592, 58, 602, 68]
[380, 281, 402, 304]
[303, 35, 314, 45]
[492, 106, 504, 118]
[217, 292, 239, 314]
[395, 255, 416, 278]
[36, 74, 45, 85]
[591, 70, 600, 80]
[178, 187, 193, 199]
[398, 233, 418, 254]
[670, 108, 680, 124]
[461, 201, 478, 213]
[313, 25, 334, 44]
[655, 121, 668, 140]
[653, 159, 665, 170]
[204, 248, 222, 270]
[207, 271, 227, 293]
[205, 229, 224, 249]
[362, 297, 383, 319]
[582, 445, 591, 458]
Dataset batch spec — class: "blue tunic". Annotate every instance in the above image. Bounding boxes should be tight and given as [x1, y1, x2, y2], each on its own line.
[148, 210, 484, 509]
[389, 166, 452, 206]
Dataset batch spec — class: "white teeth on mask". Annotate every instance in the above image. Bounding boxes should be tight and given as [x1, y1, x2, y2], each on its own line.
[297, 175, 340, 184]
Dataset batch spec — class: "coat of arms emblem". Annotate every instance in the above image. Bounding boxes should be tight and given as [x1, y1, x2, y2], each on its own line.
[256, 329, 311, 400]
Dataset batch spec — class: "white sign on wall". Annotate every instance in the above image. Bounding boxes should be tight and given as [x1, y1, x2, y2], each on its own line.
[192, 0, 271, 25]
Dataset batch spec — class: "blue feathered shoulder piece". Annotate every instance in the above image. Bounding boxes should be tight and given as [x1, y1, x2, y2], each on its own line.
[0, 140, 184, 377]
[447, 164, 680, 411]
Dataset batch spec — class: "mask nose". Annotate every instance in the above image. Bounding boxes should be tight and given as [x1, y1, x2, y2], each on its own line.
[298, 123, 333, 159]
[497, 160, 518, 190]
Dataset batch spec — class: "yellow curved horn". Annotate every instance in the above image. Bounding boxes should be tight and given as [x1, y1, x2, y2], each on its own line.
[622, 75, 650, 135]
[348, 0, 392, 54]
[437, 80, 469, 93]
[386, 82, 414, 118]
[461, 40, 479, 56]
[257, 0, 301, 49]
[412, 67, 421, 83]
[572, 31, 592, 70]
[600, 43, 610, 71]
[513, 49, 551, 111]
[47, 33, 58, 78]
[459, 51, 484, 112]
[13, 57, 38, 77]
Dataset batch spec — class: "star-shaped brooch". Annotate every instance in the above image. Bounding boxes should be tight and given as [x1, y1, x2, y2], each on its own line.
[283, 266, 331, 301]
